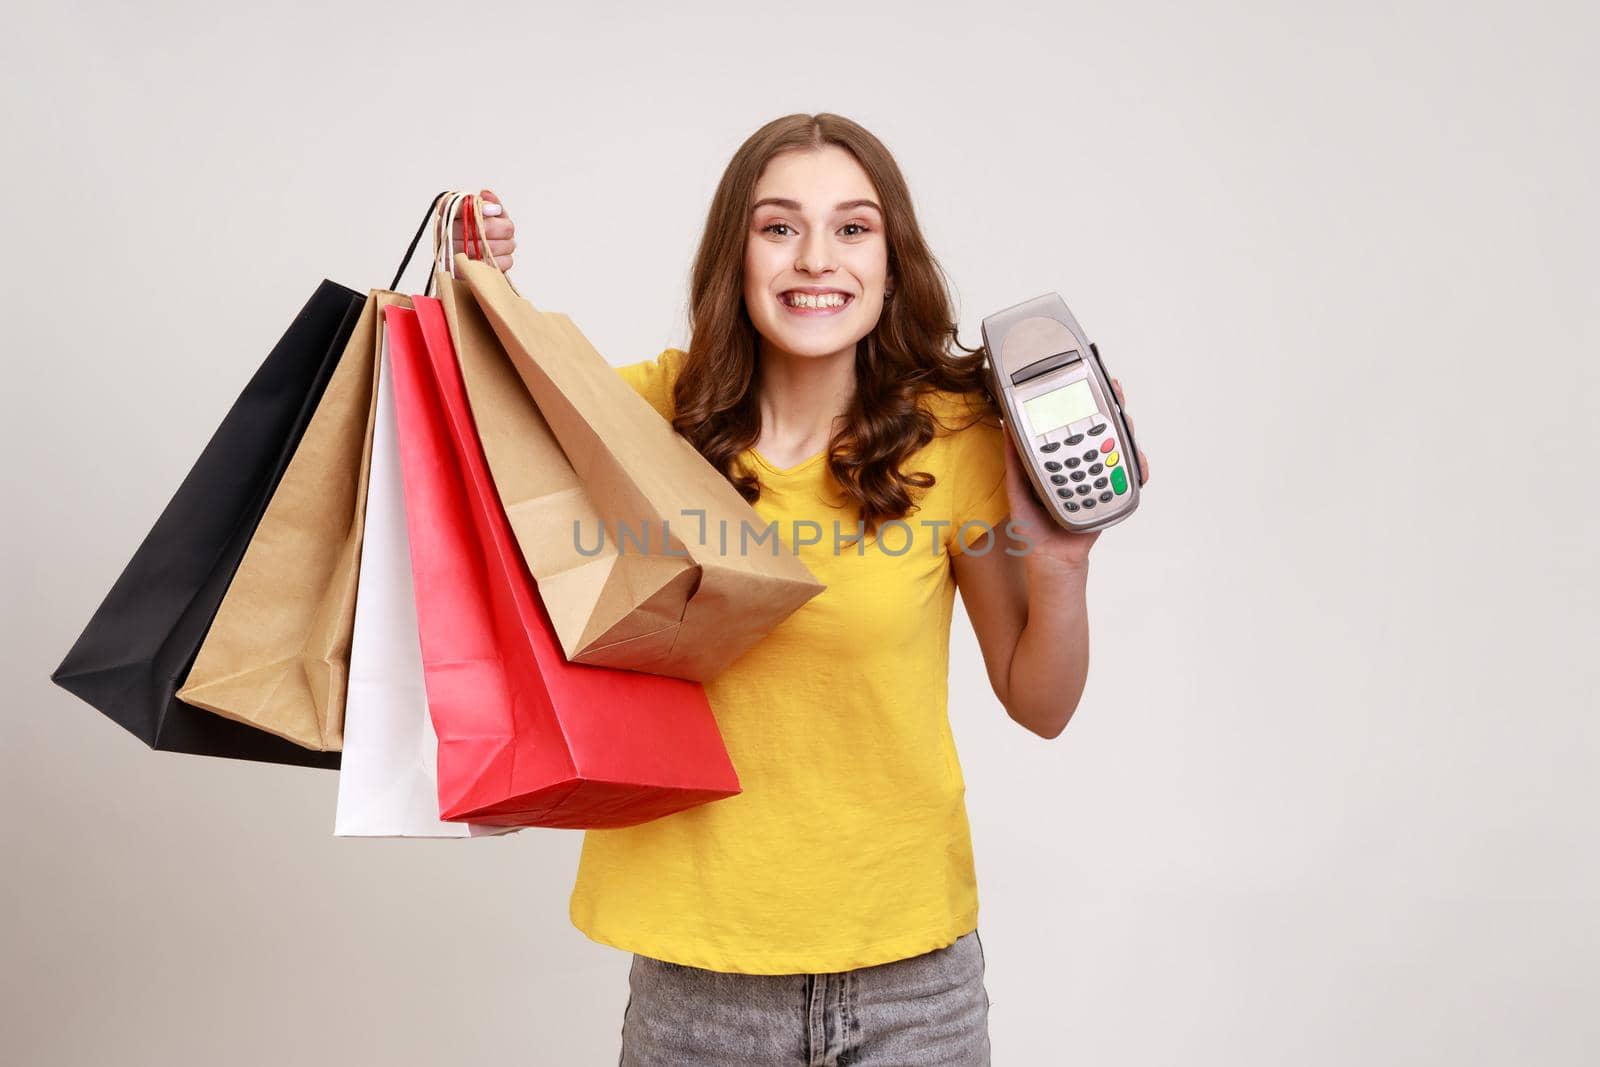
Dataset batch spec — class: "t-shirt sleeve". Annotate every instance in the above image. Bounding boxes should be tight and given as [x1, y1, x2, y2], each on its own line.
[946, 404, 1012, 556]
[614, 347, 683, 421]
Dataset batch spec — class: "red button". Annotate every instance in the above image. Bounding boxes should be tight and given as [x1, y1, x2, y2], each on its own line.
[1099, 438, 1116, 453]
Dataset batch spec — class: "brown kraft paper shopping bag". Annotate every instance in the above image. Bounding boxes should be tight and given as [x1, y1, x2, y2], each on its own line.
[453, 254, 825, 681]
[176, 291, 411, 749]
[437, 269, 705, 673]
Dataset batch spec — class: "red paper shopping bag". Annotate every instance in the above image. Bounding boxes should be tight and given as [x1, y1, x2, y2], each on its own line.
[384, 301, 740, 828]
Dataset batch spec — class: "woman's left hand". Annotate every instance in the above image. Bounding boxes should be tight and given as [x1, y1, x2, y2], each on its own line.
[451, 189, 517, 272]
[1000, 377, 1151, 570]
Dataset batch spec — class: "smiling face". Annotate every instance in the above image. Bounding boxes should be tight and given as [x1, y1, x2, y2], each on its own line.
[743, 144, 892, 363]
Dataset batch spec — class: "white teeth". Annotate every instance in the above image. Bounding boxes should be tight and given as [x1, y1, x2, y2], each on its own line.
[784, 292, 848, 308]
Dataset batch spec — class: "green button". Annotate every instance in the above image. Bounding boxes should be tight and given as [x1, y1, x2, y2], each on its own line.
[1111, 466, 1128, 494]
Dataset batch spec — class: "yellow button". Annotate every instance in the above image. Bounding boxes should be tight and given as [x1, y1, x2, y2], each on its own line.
[1106, 451, 1120, 467]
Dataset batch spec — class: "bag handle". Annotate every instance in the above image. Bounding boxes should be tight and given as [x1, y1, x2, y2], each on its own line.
[429, 191, 473, 295]
[466, 195, 483, 260]
[390, 191, 450, 292]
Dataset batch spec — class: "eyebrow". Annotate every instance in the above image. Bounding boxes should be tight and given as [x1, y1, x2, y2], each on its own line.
[750, 197, 883, 215]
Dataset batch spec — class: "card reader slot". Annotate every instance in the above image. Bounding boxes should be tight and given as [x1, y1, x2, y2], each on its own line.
[1010, 349, 1080, 386]
[1089, 341, 1142, 484]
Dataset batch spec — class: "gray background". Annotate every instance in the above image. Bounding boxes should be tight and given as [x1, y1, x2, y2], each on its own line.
[3, 1, 1594, 1063]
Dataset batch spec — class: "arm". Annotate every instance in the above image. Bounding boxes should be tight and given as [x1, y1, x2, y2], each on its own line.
[952, 518, 1090, 740]
[952, 378, 1150, 739]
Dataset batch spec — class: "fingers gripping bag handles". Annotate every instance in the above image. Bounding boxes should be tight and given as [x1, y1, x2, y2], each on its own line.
[385, 250, 740, 827]
[49, 258, 366, 766]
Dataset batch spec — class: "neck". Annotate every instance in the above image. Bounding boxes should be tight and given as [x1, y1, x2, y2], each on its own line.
[754, 339, 858, 451]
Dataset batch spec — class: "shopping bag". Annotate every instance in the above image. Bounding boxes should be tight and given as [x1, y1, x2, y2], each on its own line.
[175, 291, 406, 751]
[385, 300, 741, 828]
[436, 192, 716, 673]
[333, 321, 515, 838]
[50, 281, 364, 767]
[439, 268, 712, 675]
[454, 255, 825, 682]
[430, 193, 681, 670]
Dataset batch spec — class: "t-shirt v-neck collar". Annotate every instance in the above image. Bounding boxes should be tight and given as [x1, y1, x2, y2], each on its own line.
[746, 447, 827, 478]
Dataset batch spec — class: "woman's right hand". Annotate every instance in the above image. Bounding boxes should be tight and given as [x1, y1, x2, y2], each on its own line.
[451, 188, 516, 272]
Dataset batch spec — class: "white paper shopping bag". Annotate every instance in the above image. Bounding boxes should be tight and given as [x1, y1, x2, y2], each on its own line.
[334, 327, 517, 839]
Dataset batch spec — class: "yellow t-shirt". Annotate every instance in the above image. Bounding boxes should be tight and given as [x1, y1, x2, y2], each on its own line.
[568, 346, 1011, 975]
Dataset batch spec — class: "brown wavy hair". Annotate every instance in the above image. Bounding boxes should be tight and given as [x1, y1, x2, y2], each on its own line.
[669, 112, 998, 535]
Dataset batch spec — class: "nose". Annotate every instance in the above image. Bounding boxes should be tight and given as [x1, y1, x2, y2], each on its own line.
[795, 228, 835, 274]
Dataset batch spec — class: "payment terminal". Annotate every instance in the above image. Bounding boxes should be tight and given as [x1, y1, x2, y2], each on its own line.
[981, 293, 1142, 532]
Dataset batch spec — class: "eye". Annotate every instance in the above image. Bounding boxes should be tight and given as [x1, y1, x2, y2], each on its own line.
[760, 222, 873, 237]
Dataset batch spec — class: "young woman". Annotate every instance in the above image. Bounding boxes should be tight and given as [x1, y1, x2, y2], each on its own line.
[460, 113, 1150, 1066]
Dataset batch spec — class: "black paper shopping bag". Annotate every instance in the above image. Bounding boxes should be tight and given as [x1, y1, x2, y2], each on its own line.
[51, 281, 365, 767]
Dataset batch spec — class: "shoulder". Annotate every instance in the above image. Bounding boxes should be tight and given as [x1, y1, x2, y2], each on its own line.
[615, 346, 687, 421]
[913, 389, 1011, 548]
[918, 387, 1004, 459]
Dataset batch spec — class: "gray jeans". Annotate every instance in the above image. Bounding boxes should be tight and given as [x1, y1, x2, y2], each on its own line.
[618, 930, 992, 1066]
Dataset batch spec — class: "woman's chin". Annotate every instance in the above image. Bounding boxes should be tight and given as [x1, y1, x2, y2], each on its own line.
[756, 315, 874, 357]
[765, 330, 863, 360]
